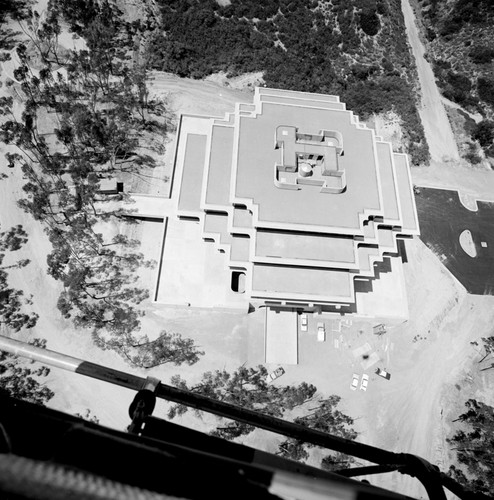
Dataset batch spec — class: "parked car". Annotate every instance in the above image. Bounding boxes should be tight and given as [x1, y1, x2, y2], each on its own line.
[317, 322, 326, 342]
[351, 373, 359, 391]
[266, 367, 285, 383]
[373, 323, 386, 336]
[375, 368, 391, 380]
[301, 314, 308, 332]
[360, 374, 369, 391]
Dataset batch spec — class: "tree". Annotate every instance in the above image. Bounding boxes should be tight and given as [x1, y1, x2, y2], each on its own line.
[477, 77, 494, 107]
[0, 224, 38, 331]
[277, 438, 309, 462]
[0, 2, 170, 357]
[478, 336, 494, 363]
[359, 8, 380, 36]
[122, 331, 204, 369]
[277, 396, 358, 468]
[0, 338, 54, 405]
[447, 399, 494, 496]
[210, 421, 256, 441]
[321, 452, 356, 471]
[472, 121, 494, 148]
[0, 0, 31, 54]
[168, 365, 317, 440]
[470, 46, 494, 65]
[75, 408, 100, 424]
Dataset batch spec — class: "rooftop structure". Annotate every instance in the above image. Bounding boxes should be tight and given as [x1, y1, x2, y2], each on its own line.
[161, 87, 419, 315]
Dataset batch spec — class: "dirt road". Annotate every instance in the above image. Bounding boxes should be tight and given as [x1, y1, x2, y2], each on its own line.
[401, 0, 460, 163]
[147, 71, 251, 117]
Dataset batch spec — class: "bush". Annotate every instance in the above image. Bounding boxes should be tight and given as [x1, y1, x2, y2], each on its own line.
[447, 71, 471, 92]
[350, 63, 378, 80]
[407, 142, 431, 166]
[470, 46, 494, 64]
[477, 77, 494, 106]
[472, 120, 494, 147]
[439, 20, 462, 37]
[359, 9, 380, 36]
[464, 142, 482, 164]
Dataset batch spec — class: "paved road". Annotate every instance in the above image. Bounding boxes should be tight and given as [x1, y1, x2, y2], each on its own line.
[401, 0, 460, 163]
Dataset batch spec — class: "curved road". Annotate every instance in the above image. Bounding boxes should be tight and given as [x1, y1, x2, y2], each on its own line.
[401, 0, 460, 163]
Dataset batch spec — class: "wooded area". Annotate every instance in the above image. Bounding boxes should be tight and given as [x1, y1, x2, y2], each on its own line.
[0, 1, 200, 369]
[167, 365, 357, 468]
[148, 0, 429, 165]
[419, 0, 494, 158]
[448, 398, 494, 496]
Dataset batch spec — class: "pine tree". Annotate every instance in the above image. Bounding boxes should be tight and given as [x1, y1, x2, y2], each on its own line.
[0, 338, 54, 405]
[168, 365, 317, 440]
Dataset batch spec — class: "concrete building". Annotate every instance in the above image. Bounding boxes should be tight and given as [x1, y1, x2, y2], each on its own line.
[158, 87, 419, 322]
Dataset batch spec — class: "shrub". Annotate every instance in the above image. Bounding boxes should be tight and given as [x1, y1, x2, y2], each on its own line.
[465, 150, 482, 164]
[477, 77, 494, 106]
[439, 20, 462, 37]
[472, 120, 494, 147]
[359, 9, 380, 36]
[470, 46, 494, 64]
[447, 71, 472, 92]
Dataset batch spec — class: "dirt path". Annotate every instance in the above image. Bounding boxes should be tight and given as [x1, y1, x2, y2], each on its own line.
[147, 71, 251, 117]
[401, 0, 460, 163]
[442, 97, 483, 124]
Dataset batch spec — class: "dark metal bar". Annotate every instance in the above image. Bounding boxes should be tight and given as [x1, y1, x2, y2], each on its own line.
[0, 336, 400, 464]
[0, 336, 473, 500]
[153, 381, 400, 464]
[0, 393, 418, 500]
[334, 464, 401, 477]
[0, 336, 143, 391]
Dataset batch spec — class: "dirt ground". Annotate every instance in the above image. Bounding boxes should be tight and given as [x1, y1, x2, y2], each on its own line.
[1, 3, 493, 500]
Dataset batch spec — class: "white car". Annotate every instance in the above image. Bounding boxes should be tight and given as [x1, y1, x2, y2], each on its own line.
[360, 374, 369, 391]
[300, 314, 308, 332]
[317, 322, 326, 342]
[266, 367, 285, 383]
[375, 368, 391, 380]
[351, 373, 359, 391]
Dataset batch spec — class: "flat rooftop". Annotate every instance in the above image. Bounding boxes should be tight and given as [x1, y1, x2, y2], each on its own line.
[233, 103, 382, 231]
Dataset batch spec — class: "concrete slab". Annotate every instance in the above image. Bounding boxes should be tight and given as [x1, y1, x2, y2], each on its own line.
[265, 309, 298, 365]
[356, 256, 409, 319]
[231, 235, 250, 262]
[394, 154, 419, 233]
[255, 230, 355, 263]
[155, 218, 248, 311]
[361, 351, 380, 370]
[251, 264, 353, 300]
[178, 134, 208, 213]
[205, 125, 234, 207]
[376, 142, 400, 222]
[352, 343, 372, 358]
[128, 194, 175, 219]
